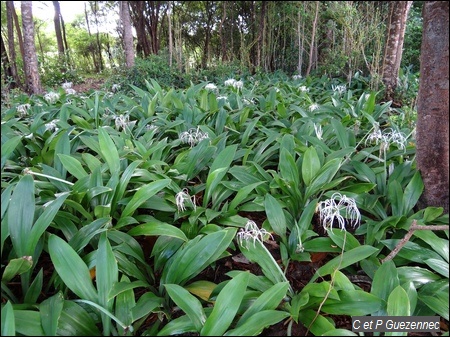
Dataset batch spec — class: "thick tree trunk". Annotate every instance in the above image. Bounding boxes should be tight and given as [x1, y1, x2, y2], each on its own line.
[21, 1, 42, 94]
[120, 1, 135, 68]
[416, 1, 449, 214]
[130, 1, 151, 57]
[381, 1, 413, 102]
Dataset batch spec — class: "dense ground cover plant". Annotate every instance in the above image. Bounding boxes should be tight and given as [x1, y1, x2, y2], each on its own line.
[1, 72, 448, 336]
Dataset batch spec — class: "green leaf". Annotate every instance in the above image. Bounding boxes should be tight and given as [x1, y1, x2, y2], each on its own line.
[2, 256, 33, 282]
[402, 171, 424, 214]
[128, 221, 188, 242]
[264, 194, 287, 239]
[96, 232, 118, 335]
[321, 290, 383, 316]
[387, 285, 410, 316]
[1, 135, 22, 170]
[237, 282, 289, 325]
[229, 181, 264, 210]
[417, 280, 449, 320]
[1, 301, 15, 336]
[203, 144, 237, 207]
[40, 292, 64, 336]
[156, 314, 196, 336]
[121, 179, 171, 218]
[57, 154, 88, 180]
[224, 310, 290, 336]
[164, 284, 207, 332]
[302, 146, 320, 186]
[13, 310, 45, 336]
[305, 158, 341, 199]
[98, 127, 120, 175]
[279, 147, 300, 187]
[388, 180, 404, 216]
[161, 228, 237, 285]
[8, 174, 34, 257]
[371, 260, 399, 315]
[311, 245, 379, 282]
[57, 301, 101, 336]
[48, 235, 98, 303]
[201, 272, 249, 336]
[423, 258, 449, 278]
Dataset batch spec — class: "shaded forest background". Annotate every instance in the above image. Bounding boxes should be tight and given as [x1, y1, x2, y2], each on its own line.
[1, 1, 423, 100]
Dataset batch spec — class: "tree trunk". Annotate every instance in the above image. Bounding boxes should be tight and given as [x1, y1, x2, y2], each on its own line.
[129, 1, 151, 57]
[256, 1, 267, 70]
[168, 1, 173, 67]
[6, 1, 21, 88]
[305, 1, 319, 77]
[416, 1, 449, 214]
[120, 1, 135, 68]
[53, 1, 65, 58]
[21, 1, 42, 94]
[220, 1, 227, 62]
[1, 34, 13, 84]
[381, 1, 413, 102]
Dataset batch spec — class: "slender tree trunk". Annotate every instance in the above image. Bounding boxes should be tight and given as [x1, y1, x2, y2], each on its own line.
[416, 1, 449, 214]
[6, 1, 21, 88]
[53, 1, 65, 57]
[168, 1, 173, 67]
[21, 1, 42, 94]
[306, 1, 319, 77]
[220, 1, 227, 62]
[120, 1, 135, 68]
[1, 35, 13, 83]
[9, 1, 25, 65]
[381, 1, 413, 102]
[256, 1, 267, 70]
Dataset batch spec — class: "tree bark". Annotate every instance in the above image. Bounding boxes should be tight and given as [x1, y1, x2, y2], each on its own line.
[53, 1, 65, 58]
[120, 1, 135, 68]
[21, 1, 43, 94]
[6, 1, 21, 88]
[305, 1, 319, 77]
[416, 1, 449, 214]
[381, 1, 413, 102]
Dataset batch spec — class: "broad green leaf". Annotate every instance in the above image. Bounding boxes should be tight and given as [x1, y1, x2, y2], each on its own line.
[371, 260, 399, 315]
[239, 240, 292, 296]
[299, 309, 335, 336]
[115, 275, 135, 336]
[203, 144, 237, 207]
[1, 301, 15, 336]
[402, 171, 424, 214]
[331, 118, 350, 148]
[279, 147, 300, 187]
[57, 301, 101, 336]
[201, 272, 249, 336]
[381, 240, 442, 264]
[98, 127, 120, 175]
[388, 180, 404, 216]
[224, 310, 290, 336]
[229, 181, 264, 210]
[96, 232, 118, 336]
[109, 280, 149, 300]
[40, 292, 64, 336]
[417, 280, 449, 320]
[165, 284, 207, 332]
[2, 256, 33, 282]
[311, 245, 379, 282]
[161, 228, 237, 285]
[57, 154, 88, 180]
[397, 266, 441, 287]
[27, 192, 69, 256]
[1, 135, 22, 169]
[128, 222, 188, 242]
[423, 258, 449, 278]
[305, 158, 341, 199]
[237, 282, 289, 325]
[156, 314, 197, 336]
[185, 280, 218, 302]
[14, 310, 45, 336]
[121, 179, 171, 218]
[321, 290, 383, 315]
[48, 235, 98, 302]
[327, 228, 360, 251]
[413, 230, 449, 263]
[387, 285, 410, 316]
[131, 292, 164, 321]
[8, 174, 34, 257]
[264, 194, 287, 239]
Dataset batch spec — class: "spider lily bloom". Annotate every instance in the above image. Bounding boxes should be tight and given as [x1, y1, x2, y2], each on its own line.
[292, 74, 302, 80]
[17, 103, 31, 117]
[205, 83, 218, 92]
[236, 220, 273, 249]
[114, 114, 136, 131]
[45, 120, 59, 133]
[317, 192, 361, 231]
[331, 84, 346, 95]
[365, 127, 407, 157]
[309, 103, 320, 112]
[179, 126, 209, 147]
[299, 86, 309, 92]
[314, 123, 323, 140]
[44, 92, 60, 104]
[175, 188, 196, 212]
